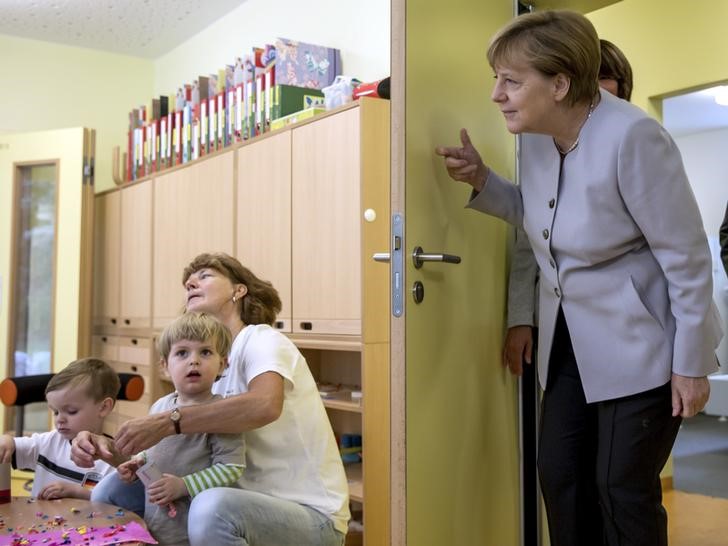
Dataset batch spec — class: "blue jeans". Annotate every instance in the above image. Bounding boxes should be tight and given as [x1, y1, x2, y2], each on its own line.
[91, 471, 146, 517]
[187, 488, 345, 546]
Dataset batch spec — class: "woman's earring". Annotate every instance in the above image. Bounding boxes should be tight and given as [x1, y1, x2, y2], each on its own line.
[232, 295, 238, 303]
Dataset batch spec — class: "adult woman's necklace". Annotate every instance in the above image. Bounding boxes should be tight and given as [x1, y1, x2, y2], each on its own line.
[554, 97, 597, 155]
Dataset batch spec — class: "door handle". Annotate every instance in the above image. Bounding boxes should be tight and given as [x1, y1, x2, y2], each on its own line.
[412, 246, 462, 269]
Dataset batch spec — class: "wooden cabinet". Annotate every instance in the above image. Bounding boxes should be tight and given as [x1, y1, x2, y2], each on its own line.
[291, 108, 362, 336]
[236, 132, 292, 331]
[93, 191, 121, 325]
[153, 153, 235, 329]
[92, 180, 152, 329]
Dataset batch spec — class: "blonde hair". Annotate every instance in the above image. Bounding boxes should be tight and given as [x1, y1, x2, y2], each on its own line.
[487, 10, 600, 106]
[46, 358, 120, 402]
[158, 312, 233, 361]
[183, 253, 281, 326]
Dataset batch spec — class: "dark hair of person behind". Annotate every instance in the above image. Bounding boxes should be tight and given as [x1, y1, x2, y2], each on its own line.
[46, 358, 120, 402]
[599, 39, 633, 101]
[183, 253, 282, 326]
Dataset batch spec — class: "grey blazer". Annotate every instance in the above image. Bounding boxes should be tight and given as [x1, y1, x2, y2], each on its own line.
[470, 89, 723, 402]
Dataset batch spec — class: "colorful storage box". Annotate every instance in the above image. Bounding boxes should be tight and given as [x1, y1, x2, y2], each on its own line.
[274, 37, 341, 90]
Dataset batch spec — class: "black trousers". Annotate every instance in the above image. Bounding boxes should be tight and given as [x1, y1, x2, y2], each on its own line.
[538, 309, 681, 546]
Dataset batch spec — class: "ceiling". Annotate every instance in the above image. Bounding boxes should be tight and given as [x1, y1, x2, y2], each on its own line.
[0, 0, 246, 58]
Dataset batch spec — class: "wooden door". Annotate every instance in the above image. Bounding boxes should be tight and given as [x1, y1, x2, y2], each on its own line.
[236, 133, 292, 332]
[291, 108, 361, 335]
[0, 127, 94, 431]
[391, 1, 520, 544]
[153, 153, 235, 328]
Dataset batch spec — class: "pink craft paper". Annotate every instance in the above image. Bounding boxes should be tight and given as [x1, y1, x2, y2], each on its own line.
[0, 520, 158, 545]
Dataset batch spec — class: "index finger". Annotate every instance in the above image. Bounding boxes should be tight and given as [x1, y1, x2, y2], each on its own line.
[435, 145, 462, 158]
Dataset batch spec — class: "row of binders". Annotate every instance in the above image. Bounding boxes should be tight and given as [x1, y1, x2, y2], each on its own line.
[125, 38, 340, 182]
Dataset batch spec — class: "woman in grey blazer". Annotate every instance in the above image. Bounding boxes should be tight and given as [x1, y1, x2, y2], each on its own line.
[437, 10, 723, 546]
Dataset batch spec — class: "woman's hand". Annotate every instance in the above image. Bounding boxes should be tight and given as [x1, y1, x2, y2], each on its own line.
[435, 129, 490, 192]
[148, 474, 187, 505]
[71, 431, 118, 467]
[503, 325, 534, 376]
[114, 413, 171, 457]
[671, 374, 710, 418]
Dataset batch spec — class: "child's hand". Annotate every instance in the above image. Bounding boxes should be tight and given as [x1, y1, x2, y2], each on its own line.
[38, 481, 85, 500]
[0, 435, 15, 463]
[148, 474, 187, 505]
[117, 457, 143, 483]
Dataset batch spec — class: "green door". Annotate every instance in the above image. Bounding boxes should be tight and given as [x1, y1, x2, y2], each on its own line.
[391, 1, 520, 544]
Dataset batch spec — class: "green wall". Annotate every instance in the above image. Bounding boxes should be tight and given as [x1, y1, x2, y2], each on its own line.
[589, 0, 728, 117]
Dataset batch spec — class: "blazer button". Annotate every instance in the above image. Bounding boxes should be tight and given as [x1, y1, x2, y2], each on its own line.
[554, 287, 561, 297]
[548, 198, 555, 209]
[542, 229, 549, 240]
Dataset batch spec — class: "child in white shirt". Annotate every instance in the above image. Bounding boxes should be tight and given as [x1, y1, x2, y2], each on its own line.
[0, 358, 118, 499]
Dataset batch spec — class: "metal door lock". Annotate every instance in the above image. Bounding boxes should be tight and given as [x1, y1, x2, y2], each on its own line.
[412, 281, 425, 304]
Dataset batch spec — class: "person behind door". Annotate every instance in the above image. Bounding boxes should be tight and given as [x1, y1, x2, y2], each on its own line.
[504, 38, 634, 375]
[436, 10, 723, 546]
[71, 252, 349, 546]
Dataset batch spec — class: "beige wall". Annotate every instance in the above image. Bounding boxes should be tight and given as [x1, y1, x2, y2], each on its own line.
[0, 34, 154, 193]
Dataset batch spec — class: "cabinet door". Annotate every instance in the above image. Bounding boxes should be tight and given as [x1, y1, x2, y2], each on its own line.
[153, 153, 235, 328]
[292, 109, 361, 335]
[119, 180, 153, 328]
[236, 133, 292, 332]
[93, 191, 121, 327]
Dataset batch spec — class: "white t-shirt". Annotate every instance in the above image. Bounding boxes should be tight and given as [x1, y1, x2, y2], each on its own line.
[14, 430, 114, 498]
[214, 324, 350, 535]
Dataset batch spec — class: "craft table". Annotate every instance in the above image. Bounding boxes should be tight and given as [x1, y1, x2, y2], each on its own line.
[0, 497, 155, 545]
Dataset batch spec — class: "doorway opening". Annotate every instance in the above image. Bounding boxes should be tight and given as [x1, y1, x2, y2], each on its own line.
[7, 162, 59, 435]
[662, 85, 728, 499]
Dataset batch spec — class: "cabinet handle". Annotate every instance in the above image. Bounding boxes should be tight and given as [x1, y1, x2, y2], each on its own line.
[131, 365, 138, 372]
[131, 339, 138, 345]
[111, 318, 117, 325]
[300, 322, 313, 331]
[101, 336, 107, 343]
[124, 319, 130, 325]
[275, 321, 284, 329]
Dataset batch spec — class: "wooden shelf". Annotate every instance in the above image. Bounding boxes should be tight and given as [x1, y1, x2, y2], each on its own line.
[324, 398, 363, 413]
[346, 463, 363, 503]
[287, 333, 362, 352]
